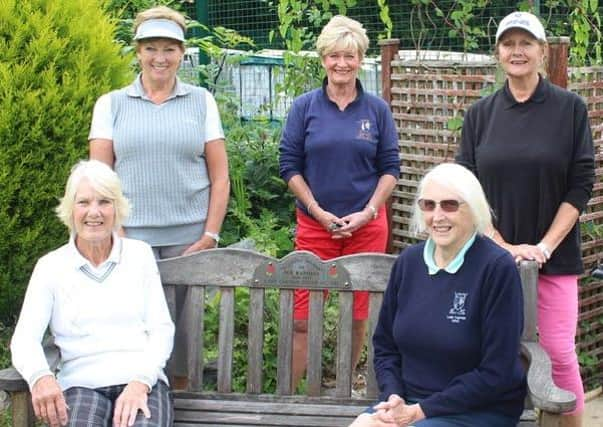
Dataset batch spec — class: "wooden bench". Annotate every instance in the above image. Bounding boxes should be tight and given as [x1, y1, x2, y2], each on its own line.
[0, 249, 576, 426]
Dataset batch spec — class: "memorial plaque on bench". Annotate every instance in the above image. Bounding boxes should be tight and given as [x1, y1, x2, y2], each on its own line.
[252, 251, 351, 290]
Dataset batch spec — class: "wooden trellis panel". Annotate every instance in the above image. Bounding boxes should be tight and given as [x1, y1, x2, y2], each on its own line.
[569, 67, 603, 389]
[389, 59, 497, 251]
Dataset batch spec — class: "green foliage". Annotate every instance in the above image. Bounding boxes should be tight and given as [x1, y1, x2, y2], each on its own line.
[0, 0, 133, 324]
[568, 0, 602, 65]
[417, 0, 488, 52]
[0, 410, 10, 427]
[377, 0, 394, 40]
[0, 324, 11, 370]
[202, 288, 344, 394]
[187, 22, 255, 89]
[267, 0, 357, 99]
[407, 0, 501, 53]
[578, 317, 601, 386]
[186, 17, 294, 258]
[106, 0, 186, 46]
[581, 220, 603, 241]
[203, 287, 281, 392]
[187, 20, 295, 391]
[0, 324, 11, 424]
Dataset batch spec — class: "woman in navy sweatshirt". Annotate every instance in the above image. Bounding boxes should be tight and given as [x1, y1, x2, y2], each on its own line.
[351, 163, 526, 427]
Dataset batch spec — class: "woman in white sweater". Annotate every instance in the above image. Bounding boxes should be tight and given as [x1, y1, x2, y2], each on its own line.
[11, 160, 174, 427]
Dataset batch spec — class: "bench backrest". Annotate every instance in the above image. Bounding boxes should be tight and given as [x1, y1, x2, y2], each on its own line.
[157, 249, 538, 400]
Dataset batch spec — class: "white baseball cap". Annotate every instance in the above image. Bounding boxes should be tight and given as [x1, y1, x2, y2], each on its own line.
[495, 12, 546, 43]
[133, 18, 185, 42]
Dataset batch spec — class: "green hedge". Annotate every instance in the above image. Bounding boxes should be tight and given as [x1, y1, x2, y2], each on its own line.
[0, 0, 133, 324]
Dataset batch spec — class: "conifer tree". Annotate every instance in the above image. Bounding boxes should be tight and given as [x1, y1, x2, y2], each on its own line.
[0, 0, 133, 323]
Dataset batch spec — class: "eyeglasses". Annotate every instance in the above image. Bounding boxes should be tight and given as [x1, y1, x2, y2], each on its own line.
[417, 198, 465, 212]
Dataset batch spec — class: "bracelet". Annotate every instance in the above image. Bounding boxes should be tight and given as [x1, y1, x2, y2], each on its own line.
[307, 200, 318, 217]
[204, 231, 220, 244]
[537, 242, 551, 260]
[365, 204, 378, 220]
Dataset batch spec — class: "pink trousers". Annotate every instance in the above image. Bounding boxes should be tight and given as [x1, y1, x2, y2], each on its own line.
[537, 274, 584, 415]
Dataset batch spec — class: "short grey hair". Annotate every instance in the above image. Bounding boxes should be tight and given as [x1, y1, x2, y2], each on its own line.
[316, 15, 369, 60]
[410, 163, 492, 236]
[56, 160, 130, 232]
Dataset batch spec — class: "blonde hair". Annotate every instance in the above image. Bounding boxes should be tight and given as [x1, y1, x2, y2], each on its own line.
[134, 6, 186, 34]
[410, 163, 492, 236]
[56, 160, 130, 232]
[316, 15, 369, 59]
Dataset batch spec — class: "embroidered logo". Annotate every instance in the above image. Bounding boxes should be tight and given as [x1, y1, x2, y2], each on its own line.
[356, 119, 375, 142]
[447, 292, 468, 323]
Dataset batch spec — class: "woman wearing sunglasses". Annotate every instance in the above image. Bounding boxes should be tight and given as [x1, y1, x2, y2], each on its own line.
[456, 12, 595, 425]
[350, 163, 526, 427]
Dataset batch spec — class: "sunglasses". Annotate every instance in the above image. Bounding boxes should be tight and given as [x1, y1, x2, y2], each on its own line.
[417, 198, 465, 212]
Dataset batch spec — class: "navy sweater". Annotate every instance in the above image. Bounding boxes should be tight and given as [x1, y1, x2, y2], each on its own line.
[279, 79, 399, 218]
[373, 236, 527, 419]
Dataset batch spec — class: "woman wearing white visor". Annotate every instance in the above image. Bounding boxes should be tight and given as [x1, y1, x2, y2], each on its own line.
[89, 6, 230, 390]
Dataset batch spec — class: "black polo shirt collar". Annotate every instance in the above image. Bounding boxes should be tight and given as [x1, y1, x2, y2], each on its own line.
[501, 74, 548, 109]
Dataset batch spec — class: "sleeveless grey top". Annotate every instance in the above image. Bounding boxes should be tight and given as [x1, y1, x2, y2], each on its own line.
[110, 76, 210, 246]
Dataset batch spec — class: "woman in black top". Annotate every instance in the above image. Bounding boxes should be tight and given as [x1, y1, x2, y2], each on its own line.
[456, 12, 595, 426]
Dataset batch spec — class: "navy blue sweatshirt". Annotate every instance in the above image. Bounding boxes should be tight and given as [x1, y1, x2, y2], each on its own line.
[373, 236, 527, 419]
[279, 79, 399, 218]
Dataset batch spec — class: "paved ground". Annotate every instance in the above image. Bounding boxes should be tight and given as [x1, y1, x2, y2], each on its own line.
[584, 391, 603, 427]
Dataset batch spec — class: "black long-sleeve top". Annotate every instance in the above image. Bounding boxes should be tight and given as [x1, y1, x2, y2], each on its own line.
[456, 76, 595, 275]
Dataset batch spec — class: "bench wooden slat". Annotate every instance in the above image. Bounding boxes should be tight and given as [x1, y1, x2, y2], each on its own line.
[366, 292, 383, 398]
[307, 290, 325, 397]
[159, 248, 273, 286]
[335, 292, 353, 398]
[175, 410, 355, 426]
[174, 393, 373, 409]
[246, 288, 265, 394]
[218, 287, 235, 393]
[519, 262, 539, 342]
[184, 286, 204, 391]
[164, 285, 177, 325]
[174, 395, 366, 426]
[277, 290, 294, 395]
[176, 424, 294, 427]
[176, 398, 364, 415]
[335, 254, 397, 292]
[0, 367, 28, 392]
[176, 424, 267, 427]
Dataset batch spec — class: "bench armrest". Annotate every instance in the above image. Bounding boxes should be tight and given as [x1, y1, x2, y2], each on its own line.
[0, 338, 61, 393]
[521, 341, 576, 413]
[0, 367, 28, 392]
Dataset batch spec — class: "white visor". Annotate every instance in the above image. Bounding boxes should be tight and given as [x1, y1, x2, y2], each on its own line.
[133, 19, 185, 42]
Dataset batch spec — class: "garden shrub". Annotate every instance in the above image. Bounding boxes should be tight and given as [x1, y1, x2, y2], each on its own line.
[0, 0, 133, 325]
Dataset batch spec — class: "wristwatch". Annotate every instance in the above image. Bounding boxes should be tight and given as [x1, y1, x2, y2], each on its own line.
[204, 231, 220, 243]
[537, 242, 551, 260]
